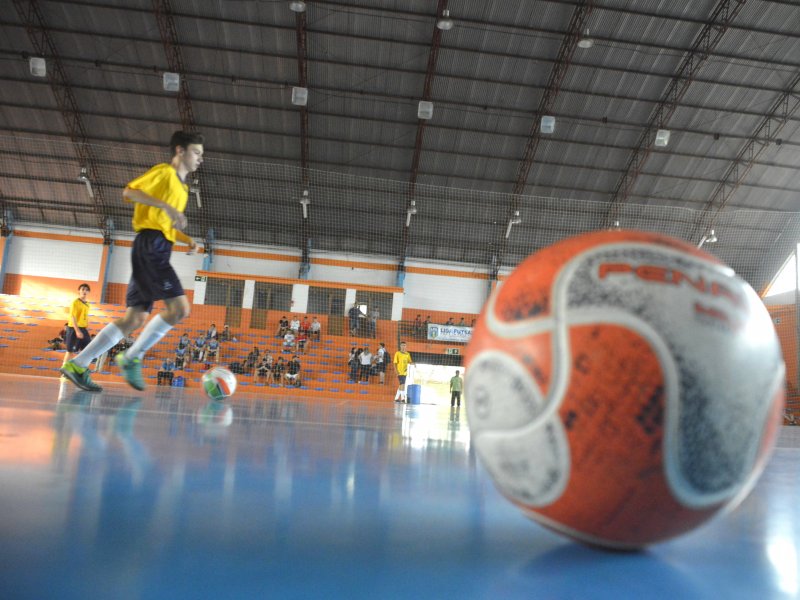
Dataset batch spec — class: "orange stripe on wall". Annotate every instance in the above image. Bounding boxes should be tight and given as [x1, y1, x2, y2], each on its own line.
[311, 257, 396, 271]
[14, 230, 103, 245]
[215, 248, 299, 262]
[404, 265, 490, 280]
[197, 271, 403, 293]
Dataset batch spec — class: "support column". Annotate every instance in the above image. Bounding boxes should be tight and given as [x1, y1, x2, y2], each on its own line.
[203, 228, 215, 271]
[99, 218, 115, 303]
[0, 209, 14, 294]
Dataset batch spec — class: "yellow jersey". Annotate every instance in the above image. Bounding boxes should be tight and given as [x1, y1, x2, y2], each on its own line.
[393, 350, 412, 376]
[126, 163, 188, 243]
[70, 298, 89, 328]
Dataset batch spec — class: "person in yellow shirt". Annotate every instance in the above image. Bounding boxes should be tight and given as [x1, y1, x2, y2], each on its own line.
[64, 283, 91, 360]
[61, 131, 204, 392]
[393, 341, 413, 403]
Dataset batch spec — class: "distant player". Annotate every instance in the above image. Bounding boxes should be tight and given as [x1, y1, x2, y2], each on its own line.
[61, 131, 204, 392]
[393, 341, 413, 403]
[64, 283, 92, 359]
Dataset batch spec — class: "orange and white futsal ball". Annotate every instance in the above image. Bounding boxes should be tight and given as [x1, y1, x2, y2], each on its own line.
[465, 230, 785, 549]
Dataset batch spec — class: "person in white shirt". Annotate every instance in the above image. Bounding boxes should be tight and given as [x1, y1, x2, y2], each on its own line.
[283, 330, 296, 352]
[375, 342, 387, 384]
[359, 347, 373, 382]
[290, 316, 301, 332]
[310, 316, 321, 341]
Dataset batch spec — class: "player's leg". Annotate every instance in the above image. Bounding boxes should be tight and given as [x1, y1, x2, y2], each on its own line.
[61, 307, 146, 392]
[118, 295, 190, 391]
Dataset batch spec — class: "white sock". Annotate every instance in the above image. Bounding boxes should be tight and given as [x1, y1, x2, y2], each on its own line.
[73, 323, 124, 369]
[125, 314, 173, 360]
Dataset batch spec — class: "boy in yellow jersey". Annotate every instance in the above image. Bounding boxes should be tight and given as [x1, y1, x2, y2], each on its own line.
[393, 341, 413, 403]
[61, 131, 203, 392]
[64, 283, 92, 358]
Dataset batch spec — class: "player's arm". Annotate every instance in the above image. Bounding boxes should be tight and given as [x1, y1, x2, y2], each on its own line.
[174, 229, 198, 253]
[123, 187, 187, 230]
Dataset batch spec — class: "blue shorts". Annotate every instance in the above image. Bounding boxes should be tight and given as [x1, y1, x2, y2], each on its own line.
[65, 326, 90, 352]
[398, 375, 407, 384]
[126, 229, 185, 312]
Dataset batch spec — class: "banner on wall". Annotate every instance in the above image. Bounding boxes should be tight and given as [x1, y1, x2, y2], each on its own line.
[427, 324, 472, 343]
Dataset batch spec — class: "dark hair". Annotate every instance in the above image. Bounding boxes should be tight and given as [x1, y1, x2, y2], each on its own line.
[170, 131, 204, 155]
[78, 283, 90, 292]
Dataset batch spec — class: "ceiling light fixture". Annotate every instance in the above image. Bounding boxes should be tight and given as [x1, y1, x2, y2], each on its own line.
[697, 229, 718, 248]
[655, 129, 671, 147]
[541, 115, 556, 134]
[190, 178, 202, 208]
[163, 72, 180, 92]
[299, 189, 311, 219]
[436, 9, 454, 31]
[78, 167, 94, 198]
[505, 210, 522, 239]
[29, 56, 46, 77]
[406, 200, 418, 227]
[417, 100, 434, 120]
[577, 28, 594, 49]
[291, 86, 308, 106]
[289, 1, 306, 13]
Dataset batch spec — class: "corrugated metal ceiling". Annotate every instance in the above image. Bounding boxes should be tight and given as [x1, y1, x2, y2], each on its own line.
[1, 0, 800, 291]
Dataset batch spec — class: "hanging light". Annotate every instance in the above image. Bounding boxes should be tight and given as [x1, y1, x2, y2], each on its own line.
[289, 1, 306, 13]
[299, 190, 311, 219]
[577, 28, 594, 49]
[436, 9, 454, 31]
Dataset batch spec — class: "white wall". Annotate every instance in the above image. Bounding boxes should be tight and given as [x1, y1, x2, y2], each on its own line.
[403, 272, 488, 313]
[8, 236, 102, 281]
[312, 263, 395, 287]
[211, 255, 299, 280]
[10, 224, 495, 316]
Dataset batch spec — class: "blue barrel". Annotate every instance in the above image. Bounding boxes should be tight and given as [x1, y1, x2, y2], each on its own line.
[407, 384, 421, 405]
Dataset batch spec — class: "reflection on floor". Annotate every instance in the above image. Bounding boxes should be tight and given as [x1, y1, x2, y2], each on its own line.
[0, 374, 797, 599]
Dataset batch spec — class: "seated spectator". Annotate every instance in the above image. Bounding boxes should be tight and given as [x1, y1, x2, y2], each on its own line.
[219, 324, 236, 342]
[445, 317, 454, 326]
[275, 316, 290, 338]
[359, 346, 373, 382]
[458, 317, 466, 326]
[245, 346, 260, 374]
[282, 330, 296, 353]
[285, 355, 302, 387]
[470, 318, 476, 327]
[206, 337, 220, 364]
[296, 329, 308, 355]
[310, 316, 321, 341]
[257, 352, 274, 383]
[272, 357, 286, 382]
[174, 344, 187, 370]
[178, 332, 191, 349]
[206, 323, 217, 340]
[158, 358, 175, 386]
[193, 335, 207, 362]
[290, 315, 301, 333]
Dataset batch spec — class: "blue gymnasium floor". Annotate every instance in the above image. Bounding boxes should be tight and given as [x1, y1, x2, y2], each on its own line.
[0, 374, 798, 600]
